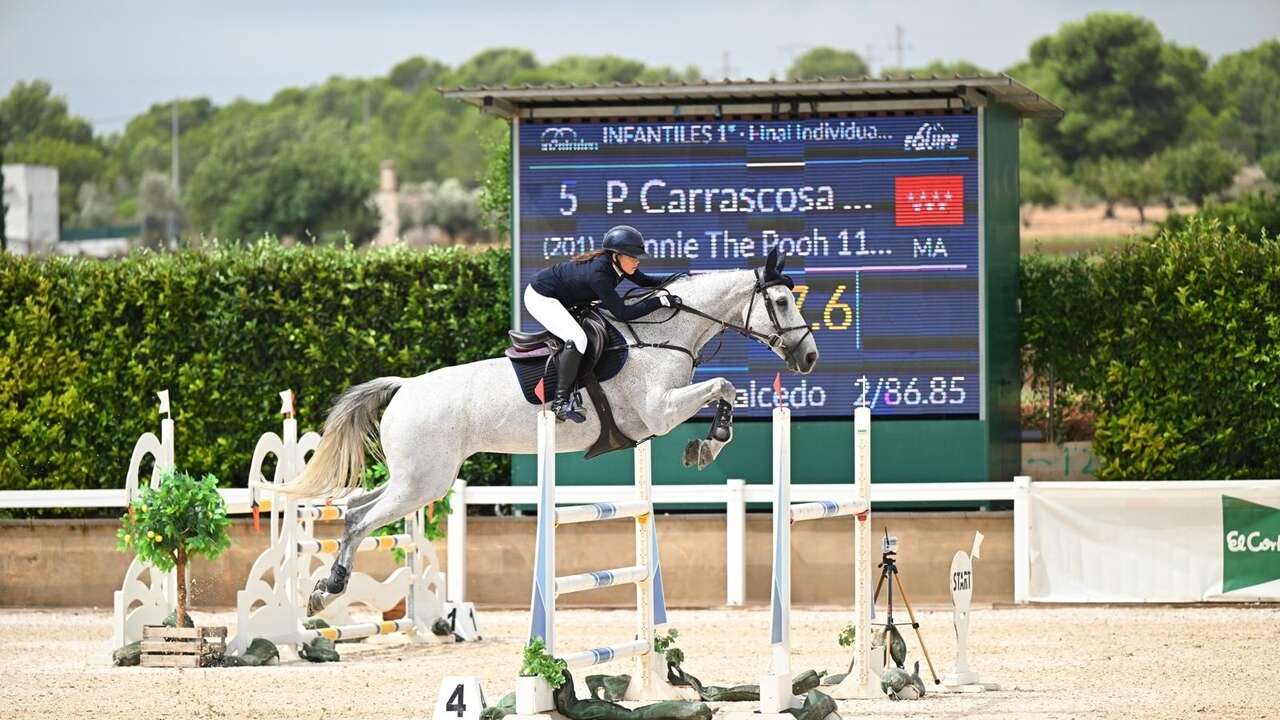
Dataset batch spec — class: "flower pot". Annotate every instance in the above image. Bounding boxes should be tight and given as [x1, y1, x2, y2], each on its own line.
[516, 675, 554, 715]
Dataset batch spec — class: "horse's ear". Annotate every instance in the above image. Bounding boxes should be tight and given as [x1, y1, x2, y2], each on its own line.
[777, 253, 787, 274]
[764, 247, 780, 276]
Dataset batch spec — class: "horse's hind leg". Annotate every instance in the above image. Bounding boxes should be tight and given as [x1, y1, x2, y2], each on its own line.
[346, 483, 386, 510]
[307, 456, 459, 615]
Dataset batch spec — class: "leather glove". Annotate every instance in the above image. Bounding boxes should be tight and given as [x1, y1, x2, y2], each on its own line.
[659, 295, 683, 308]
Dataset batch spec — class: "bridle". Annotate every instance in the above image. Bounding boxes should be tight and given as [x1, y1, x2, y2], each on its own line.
[614, 268, 813, 369]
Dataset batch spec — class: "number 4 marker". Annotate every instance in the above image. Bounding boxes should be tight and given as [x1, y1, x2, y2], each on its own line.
[434, 677, 488, 720]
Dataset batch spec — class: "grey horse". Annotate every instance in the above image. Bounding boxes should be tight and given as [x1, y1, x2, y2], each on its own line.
[282, 248, 818, 615]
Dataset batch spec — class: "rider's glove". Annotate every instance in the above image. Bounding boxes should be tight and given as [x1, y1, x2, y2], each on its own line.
[659, 295, 683, 308]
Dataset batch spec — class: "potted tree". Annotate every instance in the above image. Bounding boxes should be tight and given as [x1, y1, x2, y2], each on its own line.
[118, 468, 231, 666]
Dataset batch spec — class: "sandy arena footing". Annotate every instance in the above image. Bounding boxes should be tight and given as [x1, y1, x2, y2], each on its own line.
[1, 605, 1276, 720]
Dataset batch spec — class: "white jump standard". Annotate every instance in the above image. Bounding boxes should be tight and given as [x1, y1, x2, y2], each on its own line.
[516, 409, 680, 717]
[228, 391, 478, 657]
[759, 405, 877, 715]
[112, 390, 182, 649]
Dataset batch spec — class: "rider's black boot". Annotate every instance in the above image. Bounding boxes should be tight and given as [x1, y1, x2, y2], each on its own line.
[551, 342, 587, 423]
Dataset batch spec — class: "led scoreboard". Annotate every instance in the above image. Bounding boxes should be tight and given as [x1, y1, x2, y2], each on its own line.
[517, 113, 981, 419]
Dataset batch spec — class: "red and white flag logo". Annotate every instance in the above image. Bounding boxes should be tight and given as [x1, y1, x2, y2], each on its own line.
[894, 175, 964, 226]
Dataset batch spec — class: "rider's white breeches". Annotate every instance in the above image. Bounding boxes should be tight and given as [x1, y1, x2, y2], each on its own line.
[524, 285, 589, 350]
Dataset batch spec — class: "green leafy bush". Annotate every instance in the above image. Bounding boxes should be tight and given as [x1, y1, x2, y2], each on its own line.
[0, 241, 511, 495]
[1022, 218, 1280, 479]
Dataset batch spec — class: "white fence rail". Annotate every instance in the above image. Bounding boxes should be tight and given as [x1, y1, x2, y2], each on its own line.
[3, 478, 1029, 604]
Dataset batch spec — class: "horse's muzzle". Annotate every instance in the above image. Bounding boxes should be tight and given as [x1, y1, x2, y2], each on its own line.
[791, 350, 819, 374]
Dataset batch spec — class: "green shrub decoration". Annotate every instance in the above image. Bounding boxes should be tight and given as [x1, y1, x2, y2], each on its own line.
[0, 241, 511, 494]
[1022, 216, 1280, 480]
[521, 637, 568, 688]
[117, 469, 232, 623]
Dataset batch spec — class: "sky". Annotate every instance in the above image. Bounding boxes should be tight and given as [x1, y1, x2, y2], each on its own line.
[2, 0, 1278, 135]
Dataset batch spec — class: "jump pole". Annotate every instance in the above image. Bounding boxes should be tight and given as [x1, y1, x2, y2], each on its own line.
[518, 409, 681, 718]
[759, 405, 877, 715]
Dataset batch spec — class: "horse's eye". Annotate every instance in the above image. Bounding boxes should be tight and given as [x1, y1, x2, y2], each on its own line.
[775, 297, 787, 308]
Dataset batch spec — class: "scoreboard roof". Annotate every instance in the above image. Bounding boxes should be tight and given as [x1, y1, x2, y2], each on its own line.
[441, 75, 1062, 120]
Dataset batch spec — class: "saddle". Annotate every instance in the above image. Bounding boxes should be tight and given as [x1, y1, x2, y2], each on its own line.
[504, 307, 635, 459]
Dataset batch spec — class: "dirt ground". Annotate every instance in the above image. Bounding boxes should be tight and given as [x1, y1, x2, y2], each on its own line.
[2, 604, 1277, 720]
[1021, 203, 1189, 240]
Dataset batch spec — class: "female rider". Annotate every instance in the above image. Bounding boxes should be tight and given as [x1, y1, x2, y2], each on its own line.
[525, 225, 681, 422]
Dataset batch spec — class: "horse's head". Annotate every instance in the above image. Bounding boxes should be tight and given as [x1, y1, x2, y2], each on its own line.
[745, 248, 819, 374]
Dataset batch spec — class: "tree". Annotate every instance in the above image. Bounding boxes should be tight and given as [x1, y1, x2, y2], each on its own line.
[185, 112, 377, 242]
[1161, 141, 1245, 206]
[882, 59, 989, 78]
[1261, 150, 1280, 184]
[389, 56, 451, 93]
[1, 80, 106, 225]
[1020, 13, 1208, 170]
[1206, 40, 1280, 161]
[118, 470, 231, 627]
[108, 98, 216, 195]
[1020, 131, 1067, 226]
[72, 182, 117, 228]
[786, 48, 869, 80]
[478, 127, 512, 238]
[1112, 158, 1162, 223]
[451, 48, 539, 87]
[0, 80, 94, 145]
[1075, 161, 1117, 218]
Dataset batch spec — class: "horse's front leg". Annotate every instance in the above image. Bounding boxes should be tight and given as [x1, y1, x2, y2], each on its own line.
[642, 377, 737, 470]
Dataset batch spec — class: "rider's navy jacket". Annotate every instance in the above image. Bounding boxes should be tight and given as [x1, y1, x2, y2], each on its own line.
[531, 253, 668, 321]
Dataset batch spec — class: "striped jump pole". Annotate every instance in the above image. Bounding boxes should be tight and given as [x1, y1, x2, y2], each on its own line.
[520, 409, 677, 715]
[759, 405, 876, 715]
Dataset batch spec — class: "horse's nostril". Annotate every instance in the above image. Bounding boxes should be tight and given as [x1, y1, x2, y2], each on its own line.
[805, 351, 818, 366]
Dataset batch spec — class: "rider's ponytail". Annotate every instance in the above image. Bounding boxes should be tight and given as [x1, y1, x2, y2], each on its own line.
[572, 249, 607, 263]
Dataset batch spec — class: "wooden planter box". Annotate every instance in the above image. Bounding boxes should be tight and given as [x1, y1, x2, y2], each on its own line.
[140, 625, 227, 667]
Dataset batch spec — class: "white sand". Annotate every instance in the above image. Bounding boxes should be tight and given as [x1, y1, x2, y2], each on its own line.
[2, 604, 1277, 720]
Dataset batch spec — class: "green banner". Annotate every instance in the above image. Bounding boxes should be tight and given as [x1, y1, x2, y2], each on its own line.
[1222, 495, 1280, 593]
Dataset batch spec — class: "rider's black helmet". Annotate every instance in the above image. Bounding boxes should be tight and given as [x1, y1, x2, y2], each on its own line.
[602, 225, 649, 258]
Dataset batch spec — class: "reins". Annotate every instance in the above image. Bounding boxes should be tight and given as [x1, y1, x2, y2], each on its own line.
[604, 269, 813, 369]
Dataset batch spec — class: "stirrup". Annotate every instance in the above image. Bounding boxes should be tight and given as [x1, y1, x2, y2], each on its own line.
[552, 396, 587, 424]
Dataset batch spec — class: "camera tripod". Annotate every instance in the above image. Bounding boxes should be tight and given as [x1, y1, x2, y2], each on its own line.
[874, 531, 940, 685]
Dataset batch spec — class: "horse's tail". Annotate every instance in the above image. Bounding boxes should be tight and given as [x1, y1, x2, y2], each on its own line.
[276, 376, 405, 499]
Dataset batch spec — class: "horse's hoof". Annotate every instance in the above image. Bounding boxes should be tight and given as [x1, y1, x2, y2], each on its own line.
[697, 441, 715, 470]
[308, 578, 333, 616]
[682, 439, 701, 468]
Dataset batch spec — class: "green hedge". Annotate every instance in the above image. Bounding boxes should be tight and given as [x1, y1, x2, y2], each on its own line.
[1023, 218, 1280, 480]
[0, 241, 511, 491]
